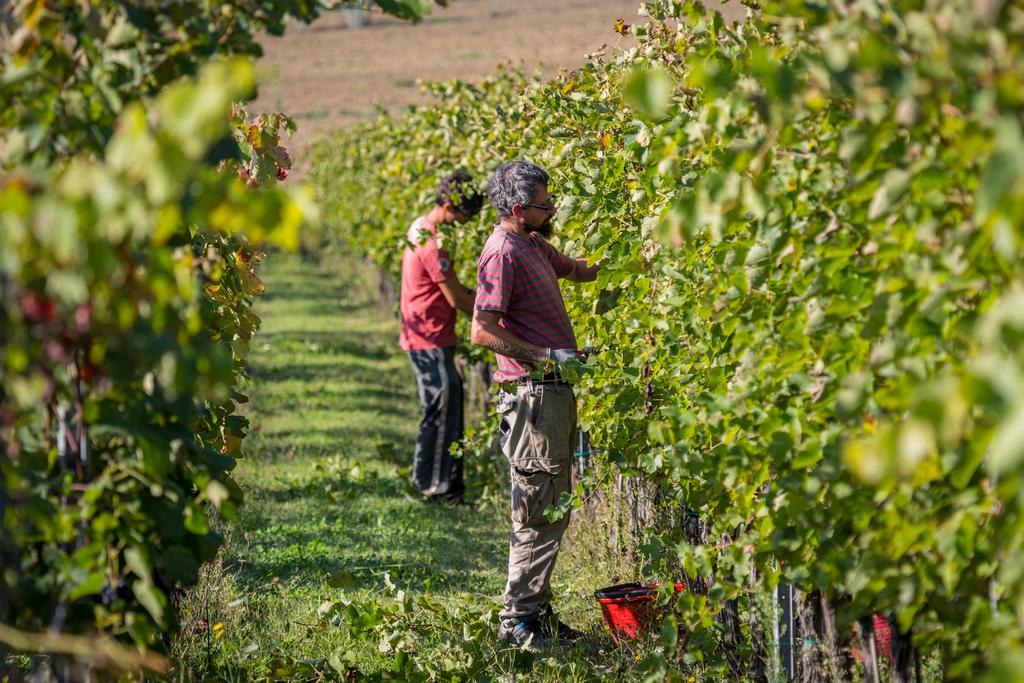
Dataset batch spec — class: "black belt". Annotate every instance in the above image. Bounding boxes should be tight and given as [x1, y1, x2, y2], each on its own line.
[517, 372, 569, 386]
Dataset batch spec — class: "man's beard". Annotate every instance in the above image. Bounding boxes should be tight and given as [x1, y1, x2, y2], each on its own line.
[525, 216, 554, 238]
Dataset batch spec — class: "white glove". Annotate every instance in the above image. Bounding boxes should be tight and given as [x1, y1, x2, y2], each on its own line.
[546, 348, 579, 365]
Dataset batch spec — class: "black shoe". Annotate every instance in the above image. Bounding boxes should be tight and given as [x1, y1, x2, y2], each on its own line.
[404, 479, 471, 507]
[498, 619, 546, 653]
[540, 605, 583, 643]
[426, 492, 474, 508]
[402, 478, 427, 501]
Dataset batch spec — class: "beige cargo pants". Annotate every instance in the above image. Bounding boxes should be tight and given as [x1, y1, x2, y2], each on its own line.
[496, 381, 577, 628]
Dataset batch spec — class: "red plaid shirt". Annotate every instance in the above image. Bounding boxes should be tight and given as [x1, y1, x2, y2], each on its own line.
[475, 227, 577, 382]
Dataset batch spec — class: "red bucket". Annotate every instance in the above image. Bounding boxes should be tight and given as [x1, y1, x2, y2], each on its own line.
[594, 582, 685, 642]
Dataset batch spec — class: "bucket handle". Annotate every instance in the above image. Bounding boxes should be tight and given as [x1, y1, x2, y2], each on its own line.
[594, 582, 652, 600]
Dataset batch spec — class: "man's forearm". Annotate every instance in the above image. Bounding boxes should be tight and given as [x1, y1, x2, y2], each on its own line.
[444, 279, 476, 314]
[463, 286, 477, 313]
[472, 321, 546, 363]
[455, 288, 475, 315]
[569, 258, 599, 283]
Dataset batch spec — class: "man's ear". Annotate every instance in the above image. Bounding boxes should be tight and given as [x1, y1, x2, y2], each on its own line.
[443, 201, 459, 221]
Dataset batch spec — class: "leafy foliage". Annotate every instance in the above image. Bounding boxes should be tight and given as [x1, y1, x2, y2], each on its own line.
[0, 58, 312, 651]
[310, 0, 1024, 677]
[0, 0, 446, 665]
[0, 0, 449, 166]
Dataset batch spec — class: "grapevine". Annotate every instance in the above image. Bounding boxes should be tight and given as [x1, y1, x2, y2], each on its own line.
[0, 0, 446, 671]
[309, 0, 1024, 677]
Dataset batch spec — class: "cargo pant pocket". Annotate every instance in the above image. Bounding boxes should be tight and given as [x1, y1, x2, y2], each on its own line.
[510, 467, 557, 527]
[496, 394, 517, 453]
[527, 385, 575, 471]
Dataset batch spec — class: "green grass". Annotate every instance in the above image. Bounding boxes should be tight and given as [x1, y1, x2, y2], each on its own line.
[170, 253, 643, 681]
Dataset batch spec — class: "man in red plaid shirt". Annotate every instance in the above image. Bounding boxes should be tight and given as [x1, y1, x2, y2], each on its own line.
[471, 160, 600, 652]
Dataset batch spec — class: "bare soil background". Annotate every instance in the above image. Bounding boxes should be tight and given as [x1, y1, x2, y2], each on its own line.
[253, 0, 741, 176]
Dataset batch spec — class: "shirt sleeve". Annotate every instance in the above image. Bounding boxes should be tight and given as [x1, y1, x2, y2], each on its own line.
[538, 238, 576, 279]
[419, 239, 453, 284]
[475, 251, 514, 313]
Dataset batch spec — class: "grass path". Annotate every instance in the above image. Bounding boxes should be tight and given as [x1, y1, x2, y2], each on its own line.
[174, 253, 506, 677]
[226, 254, 507, 596]
[173, 253, 636, 681]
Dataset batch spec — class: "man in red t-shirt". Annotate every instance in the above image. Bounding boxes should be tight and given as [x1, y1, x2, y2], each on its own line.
[400, 172, 482, 503]
[471, 161, 600, 652]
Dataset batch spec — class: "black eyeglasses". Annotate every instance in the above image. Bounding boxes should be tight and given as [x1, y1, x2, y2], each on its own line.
[522, 197, 557, 212]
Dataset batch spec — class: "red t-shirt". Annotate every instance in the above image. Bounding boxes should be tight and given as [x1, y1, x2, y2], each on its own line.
[475, 227, 577, 381]
[399, 217, 457, 351]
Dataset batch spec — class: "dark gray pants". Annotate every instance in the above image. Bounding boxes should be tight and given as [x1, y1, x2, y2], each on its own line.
[408, 346, 465, 500]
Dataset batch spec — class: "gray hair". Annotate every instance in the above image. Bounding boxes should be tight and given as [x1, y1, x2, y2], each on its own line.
[487, 161, 550, 218]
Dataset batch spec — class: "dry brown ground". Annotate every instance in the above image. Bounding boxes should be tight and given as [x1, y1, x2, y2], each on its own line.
[253, 0, 741, 176]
